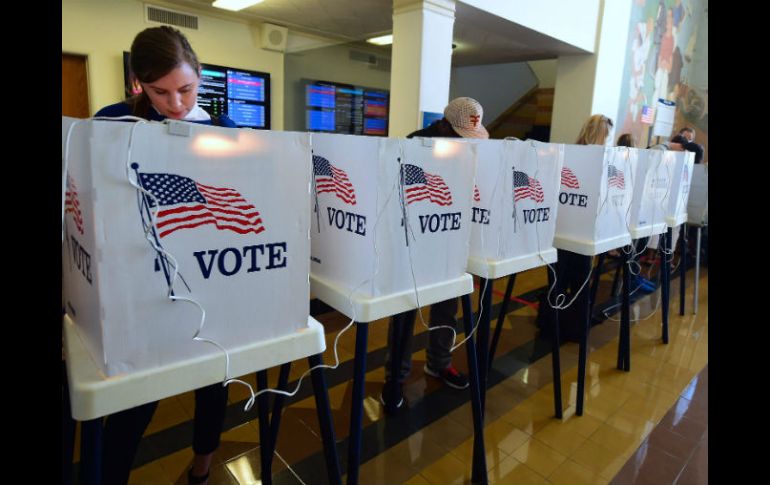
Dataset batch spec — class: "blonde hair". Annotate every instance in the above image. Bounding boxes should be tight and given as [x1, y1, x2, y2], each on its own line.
[575, 114, 613, 145]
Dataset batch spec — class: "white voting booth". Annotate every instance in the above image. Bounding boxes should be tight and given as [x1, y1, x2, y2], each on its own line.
[553, 145, 634, 255]
[663, 150, 695, 227]
[687, 164, 708, 225]
[309, 133, 476, 322]
[627, 148, 670, 239]
[62, 117, 323, 418]
[467, 139, 564, 278]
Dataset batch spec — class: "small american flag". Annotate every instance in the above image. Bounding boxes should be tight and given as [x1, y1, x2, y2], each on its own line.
[138, 172, 265, 238]
[313, 155, 356, 205]
[65, 174, 84, 234]
[607, 165, 625, 189]
[403, 164, 452, 206]
[473, 184, 481, 202]
[640, 105, 654, 124]
[513, 170, 544, 203]
[561, 167, 580, 189]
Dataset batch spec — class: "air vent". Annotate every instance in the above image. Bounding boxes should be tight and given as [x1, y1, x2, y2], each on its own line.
[370, 57, 391, 72]
[349, 50, 377, 64]
[145, 4, 199, 30]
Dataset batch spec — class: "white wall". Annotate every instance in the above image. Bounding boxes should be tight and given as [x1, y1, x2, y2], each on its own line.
[592, 0, 633, 132]
[459, 0, 600, 52]
[550, 0, 633, 143]
[527, 59, 558, 89]
[550, 54, 598, 143]
[449, 62, 538, 125]
[389, 0, 456, 136]
[62, 0, 285, 128]
[283, 44, 391, 132]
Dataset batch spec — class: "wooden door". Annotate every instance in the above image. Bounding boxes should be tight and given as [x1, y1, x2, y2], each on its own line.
[62, 53, 89, 117]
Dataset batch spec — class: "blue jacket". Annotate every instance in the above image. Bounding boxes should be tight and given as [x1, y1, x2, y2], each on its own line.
[95, 102, 237, 128]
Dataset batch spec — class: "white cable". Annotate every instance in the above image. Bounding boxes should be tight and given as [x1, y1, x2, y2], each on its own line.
[228, 143, 405, 411]
[450, 139, 507, 351]
[397, 141, 460, 346]
[124, 120, 222, 363]
[542, 144, 602, 311]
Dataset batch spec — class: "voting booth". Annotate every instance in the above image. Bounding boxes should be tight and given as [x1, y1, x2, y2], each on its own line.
[553, 145, 634, 255]
[309, 133, 476, 321]
[687, 164, 707, 225]
[467, 139, 563, 278]
[62, 117, 312, 377]
[663, 150, 695, 227]
[627, 148, 670, 239]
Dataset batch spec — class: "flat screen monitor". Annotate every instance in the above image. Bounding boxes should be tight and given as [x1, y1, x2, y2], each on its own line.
[123, 52, 271, 129]
[305, 80, 389, 136]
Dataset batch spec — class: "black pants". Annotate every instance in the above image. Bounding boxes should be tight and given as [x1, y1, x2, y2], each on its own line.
[538, 250, 593, 342]
[101, 383, 228, 485]
[385, 298, 459, 384]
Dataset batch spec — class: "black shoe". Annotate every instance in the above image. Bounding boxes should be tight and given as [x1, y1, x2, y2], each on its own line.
[188, 468, 210, 485]
[379, 381, 404, 412]
[424, 364, 469, 390]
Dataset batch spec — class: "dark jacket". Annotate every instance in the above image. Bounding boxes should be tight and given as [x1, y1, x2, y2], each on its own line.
[406, 118, 460, 139]
[682, 141, 704, 164]
[95, 101, 236, 127]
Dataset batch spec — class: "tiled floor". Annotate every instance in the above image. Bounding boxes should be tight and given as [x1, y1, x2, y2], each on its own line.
[610, 365, 708, 485]
[68, 257, 708, 484]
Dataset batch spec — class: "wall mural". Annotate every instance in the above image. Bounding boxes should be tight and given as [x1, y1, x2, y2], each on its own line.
[617, 0, 708, 162]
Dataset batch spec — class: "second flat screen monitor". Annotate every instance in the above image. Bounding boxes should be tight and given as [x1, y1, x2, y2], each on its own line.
[305, 80, 389, 136]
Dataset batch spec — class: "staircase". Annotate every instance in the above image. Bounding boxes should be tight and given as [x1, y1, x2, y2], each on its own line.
[487, 87, 555, 141]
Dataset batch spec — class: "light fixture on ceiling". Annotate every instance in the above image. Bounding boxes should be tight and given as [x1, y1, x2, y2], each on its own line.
[212, 0, 264, 12]
[367, 34, 393, 46]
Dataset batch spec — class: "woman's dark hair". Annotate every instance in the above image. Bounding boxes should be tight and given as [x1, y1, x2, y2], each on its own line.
[670, 134, 688, 144]
[616, 133, 636, 147]
[127, 26, 200, 117]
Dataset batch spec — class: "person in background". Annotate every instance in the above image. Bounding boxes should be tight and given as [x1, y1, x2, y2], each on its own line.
[606, 133, 636, 259]
[381, 97, 488, 411]
[537, 114, 614, 342]
[616, 132, 636, 147]
[94, 26, 236, 485]
[615, 132, 657, 290]
[677, 126, 695, 142]
[673, 133, 704, 164]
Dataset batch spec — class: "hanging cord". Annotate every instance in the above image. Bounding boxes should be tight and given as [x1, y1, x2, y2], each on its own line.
[228, 141, 405, 411]
[396, 139, 488, 352]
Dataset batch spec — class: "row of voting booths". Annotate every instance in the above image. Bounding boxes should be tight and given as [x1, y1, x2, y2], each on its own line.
[62, 116, 695, 485]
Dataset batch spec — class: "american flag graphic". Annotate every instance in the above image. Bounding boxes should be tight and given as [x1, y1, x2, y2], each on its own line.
[560, 167, 580, 189]
[640, 105, 654, 124]
[682, 164, 689, 182]
[138, 172, 265, 238]
[513, 170, 545, 203]
[403, 164, 452, 206]
[65, 174, 84, 235]
[313, 155, 356, 205]
[607, 165, 625, 189]
[473, 185, 481, 202]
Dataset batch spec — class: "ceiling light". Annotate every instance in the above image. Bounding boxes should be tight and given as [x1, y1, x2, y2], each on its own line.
[367, 34, 393, 46]
[212, 0, 264, 12]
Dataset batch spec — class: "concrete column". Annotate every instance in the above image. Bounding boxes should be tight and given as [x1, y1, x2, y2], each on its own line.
[550, 0, 633, 144]
[389, 0, 456, 137]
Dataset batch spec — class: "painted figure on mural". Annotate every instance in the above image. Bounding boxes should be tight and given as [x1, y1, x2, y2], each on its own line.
[653, 8, 675, 103]
[629, 18, 654, 122]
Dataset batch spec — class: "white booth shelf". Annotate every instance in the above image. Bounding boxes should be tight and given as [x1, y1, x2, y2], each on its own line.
[466, 249, 557, 280]
[310, 273, 473, 323]
[64, 315, 326, 421]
